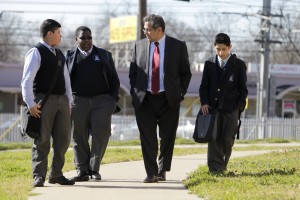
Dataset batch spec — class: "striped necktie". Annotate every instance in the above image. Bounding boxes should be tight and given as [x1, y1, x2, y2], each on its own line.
[50, 47, 56, 55]
[220, 61, 225, 69]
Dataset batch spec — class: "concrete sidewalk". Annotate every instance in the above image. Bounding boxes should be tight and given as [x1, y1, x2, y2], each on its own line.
[28, 150, 275, 200]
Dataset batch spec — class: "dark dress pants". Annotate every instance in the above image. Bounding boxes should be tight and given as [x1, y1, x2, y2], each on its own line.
[207, 108, 239, 172]
[32, 94, 71, 179]
[135, 92, 180, 177]
[72, 94, 116, 173]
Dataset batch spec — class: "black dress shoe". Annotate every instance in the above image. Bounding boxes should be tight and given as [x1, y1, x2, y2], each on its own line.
[143, 176, 158, 183]
[90, 171, 101, 180]
[70, 171, 90, 182]
[158, 171, 166, 181]
[48, 176, 75, 185]
[33, 176, 45, 187]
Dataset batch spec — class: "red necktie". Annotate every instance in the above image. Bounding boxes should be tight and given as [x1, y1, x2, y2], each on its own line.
[151, 42, 160, 94]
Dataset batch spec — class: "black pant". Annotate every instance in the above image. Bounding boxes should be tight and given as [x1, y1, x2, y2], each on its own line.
[135, 92, 180, 177]
[207, 108, 239, 172]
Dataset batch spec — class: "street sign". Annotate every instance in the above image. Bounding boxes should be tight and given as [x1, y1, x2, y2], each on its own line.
[109, 15, 137, 44]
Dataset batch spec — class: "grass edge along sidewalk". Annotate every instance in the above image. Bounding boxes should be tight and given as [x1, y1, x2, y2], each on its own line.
[184, 147, 300, 200]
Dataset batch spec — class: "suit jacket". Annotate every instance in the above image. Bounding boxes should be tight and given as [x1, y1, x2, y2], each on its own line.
[199, 54, 248, 112]
[129, 35, 192, 109]
[65, 45, 120, 102]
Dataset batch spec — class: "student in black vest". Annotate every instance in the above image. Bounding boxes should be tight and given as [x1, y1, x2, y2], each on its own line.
[66, 26, 120, 182]
[21, 19, 75, 187]
[199, 33, 248, 174]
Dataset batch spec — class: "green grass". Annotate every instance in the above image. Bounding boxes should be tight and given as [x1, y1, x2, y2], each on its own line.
[0, 140, 299, 200]
[184, 148, 300, 200]
[235, 138, 293, 144]
[0, 151, 32, 200]
[0, 142, 32, 150]
[0, 138, 297, 151]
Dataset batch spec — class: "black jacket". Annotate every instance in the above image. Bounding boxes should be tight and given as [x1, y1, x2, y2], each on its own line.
[129, 35, 192, 109]
[199, 54, 248, 112]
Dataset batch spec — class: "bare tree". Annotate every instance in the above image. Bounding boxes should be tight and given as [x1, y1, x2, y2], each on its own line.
[2, 1, 299, 67]
[270, 12, 300, 64]
[0, 12, 28, 63]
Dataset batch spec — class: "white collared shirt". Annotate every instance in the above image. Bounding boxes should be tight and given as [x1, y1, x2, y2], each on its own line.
[78, 46, 93, 57]
[218, 53, 231, 69]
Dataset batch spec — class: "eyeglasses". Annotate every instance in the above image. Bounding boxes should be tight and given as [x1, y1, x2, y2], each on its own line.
[79, 36, 92, 40]
[142, 28, 156, 33]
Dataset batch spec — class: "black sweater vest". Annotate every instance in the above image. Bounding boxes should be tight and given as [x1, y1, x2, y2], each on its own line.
[71, 48, 109, 96]
[33, 43, 66, 95]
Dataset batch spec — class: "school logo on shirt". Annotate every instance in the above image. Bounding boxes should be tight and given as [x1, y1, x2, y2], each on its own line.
[93, 55, 101, 62]
[229, 74, 235, 82]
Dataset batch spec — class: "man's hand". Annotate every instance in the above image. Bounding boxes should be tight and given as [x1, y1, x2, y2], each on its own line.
[201, 104, 210, 115]
[29, 103, 42, 118]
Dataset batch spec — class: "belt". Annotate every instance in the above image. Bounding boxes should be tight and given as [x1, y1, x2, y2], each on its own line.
[146, 91, 165, 96]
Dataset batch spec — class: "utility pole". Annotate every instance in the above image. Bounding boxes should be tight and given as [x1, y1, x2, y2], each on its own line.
[255, 0, 282, 138]
[139, 0, 147, 39]
[255, 0, 271, 139]
[258, 0, 271, 119]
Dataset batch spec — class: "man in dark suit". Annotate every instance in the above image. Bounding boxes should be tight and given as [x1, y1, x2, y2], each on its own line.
[129, 14, 192, 183]
[200, 33, 248, 174]
[65, 26, 120, 182]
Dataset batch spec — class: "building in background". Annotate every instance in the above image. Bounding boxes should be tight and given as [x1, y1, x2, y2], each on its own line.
[1, 62, 300, 118]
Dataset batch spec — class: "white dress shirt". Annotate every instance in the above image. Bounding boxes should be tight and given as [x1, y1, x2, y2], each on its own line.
[21, 40, 73, 108]
[218, 53, 231, 69]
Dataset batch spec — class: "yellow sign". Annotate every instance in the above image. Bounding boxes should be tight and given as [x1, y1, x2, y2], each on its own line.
[109, 15, 137, 44]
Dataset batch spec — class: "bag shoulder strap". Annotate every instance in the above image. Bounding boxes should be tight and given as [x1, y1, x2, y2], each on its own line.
[39, 49, 63, 109]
